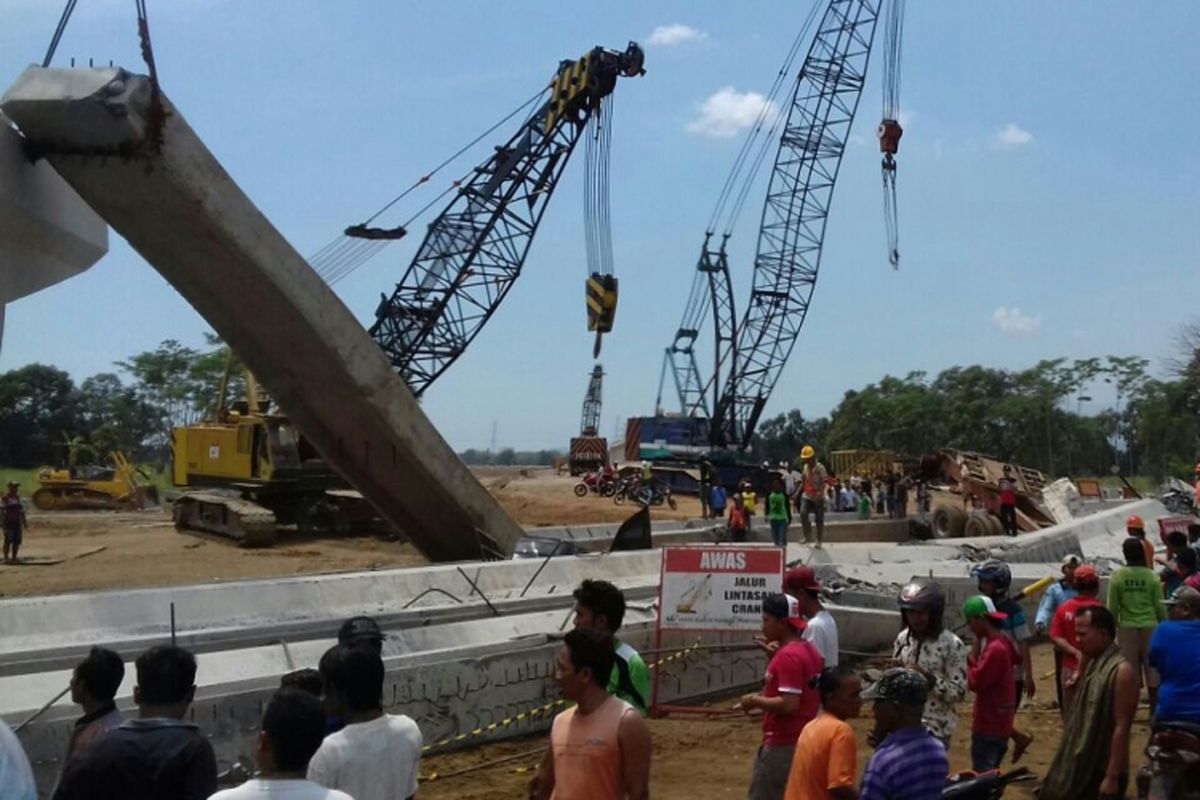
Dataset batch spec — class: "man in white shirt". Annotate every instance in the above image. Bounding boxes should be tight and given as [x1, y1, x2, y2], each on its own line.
[212, 688, 351, 800]
[785, 566, 839, 668]
[307, 645, 423, 800]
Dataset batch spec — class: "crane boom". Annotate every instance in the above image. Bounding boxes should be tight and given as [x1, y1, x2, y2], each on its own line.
[580, 364, 604, 436]
[369, 43, 644, 397]
[713, 0, 882, 447]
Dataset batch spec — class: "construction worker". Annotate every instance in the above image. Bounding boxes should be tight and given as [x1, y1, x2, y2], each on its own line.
[998, 466, 1019, 537]
[798, 446, 827, 548]
[699, 457, 714, 519]
[2, 481, 27, 563]
[1125, 515, 1155, 569]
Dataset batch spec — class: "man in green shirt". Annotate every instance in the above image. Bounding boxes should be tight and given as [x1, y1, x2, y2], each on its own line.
[572, 579, 651, 714]
[1107, 537, 1166, 714]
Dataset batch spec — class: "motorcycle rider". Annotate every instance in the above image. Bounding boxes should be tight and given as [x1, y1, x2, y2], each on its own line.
[891, 581, 967, 749]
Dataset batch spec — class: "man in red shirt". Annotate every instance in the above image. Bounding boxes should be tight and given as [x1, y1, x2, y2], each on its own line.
[1049, 564, 1103, 718]
[739, 593, 824, 800]
[998, 467, 1018, 537]
[964, 594, 1020, 771]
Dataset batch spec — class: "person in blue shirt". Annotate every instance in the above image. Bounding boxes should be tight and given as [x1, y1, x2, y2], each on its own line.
[709, 484, 727, 520]
[1148, 585, 1200, 725]
[1036, 554, 1081, 714]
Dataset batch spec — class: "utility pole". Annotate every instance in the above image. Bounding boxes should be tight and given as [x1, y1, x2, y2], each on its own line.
[490, 420, 497, 454]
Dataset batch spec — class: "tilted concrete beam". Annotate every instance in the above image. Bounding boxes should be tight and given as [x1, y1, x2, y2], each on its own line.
[1, 67, 524, 560]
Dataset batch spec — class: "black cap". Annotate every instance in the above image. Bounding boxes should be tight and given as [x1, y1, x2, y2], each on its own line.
[337, 615, 383, 645]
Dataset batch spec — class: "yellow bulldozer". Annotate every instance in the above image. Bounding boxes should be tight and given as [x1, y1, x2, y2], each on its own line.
[34, 451, 160, 511]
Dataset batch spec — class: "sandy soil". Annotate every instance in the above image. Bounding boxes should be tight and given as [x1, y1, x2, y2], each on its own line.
[419, 644, 1152, 799]
[0, 468, 697, 597]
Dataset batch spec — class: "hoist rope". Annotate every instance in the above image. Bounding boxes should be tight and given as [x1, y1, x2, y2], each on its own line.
[309, 87, 549, 285]
[42, 0, 80, 67]
[881, 0, 905, 120]
[584, 94, 615, 277]
[705, 2, 821, 235]
[881, 0, 905, 270]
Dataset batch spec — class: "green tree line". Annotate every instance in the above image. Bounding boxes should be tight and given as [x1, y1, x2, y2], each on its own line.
[0, 337, 242, 468]
[755, 346, 1200, 481]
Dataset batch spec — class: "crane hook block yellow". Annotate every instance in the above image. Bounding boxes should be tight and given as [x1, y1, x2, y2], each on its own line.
[586, 273, 618, 333]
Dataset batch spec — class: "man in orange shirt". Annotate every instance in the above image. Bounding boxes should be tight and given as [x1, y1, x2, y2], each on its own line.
[530, 628, 651, 800]
[784, 667, 861, 800]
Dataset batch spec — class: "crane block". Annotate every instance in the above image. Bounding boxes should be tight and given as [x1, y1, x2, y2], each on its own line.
[586, 273, 618, 333]
[877, 118, 903, 155]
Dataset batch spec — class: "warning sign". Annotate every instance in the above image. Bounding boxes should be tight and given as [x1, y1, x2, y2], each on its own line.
[658, 545, 784, 631]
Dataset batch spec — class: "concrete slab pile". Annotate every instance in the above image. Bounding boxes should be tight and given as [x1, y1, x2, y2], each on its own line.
[0, 66, 523, 562]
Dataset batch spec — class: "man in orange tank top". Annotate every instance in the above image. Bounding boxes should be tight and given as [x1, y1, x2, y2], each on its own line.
[530, 628, 651, 800]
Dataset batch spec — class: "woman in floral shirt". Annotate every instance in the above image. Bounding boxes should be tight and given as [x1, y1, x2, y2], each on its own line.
[892, 580, 968, 747]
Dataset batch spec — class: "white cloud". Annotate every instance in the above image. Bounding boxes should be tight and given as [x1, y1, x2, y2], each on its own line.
[648, 24, 707, 47]
[686, 87, 779, 139]
[993, 122, 1033, 150]
[992, 306, 1041, 336]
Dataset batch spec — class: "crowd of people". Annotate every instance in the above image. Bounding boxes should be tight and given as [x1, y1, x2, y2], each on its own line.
[3, 515, 1200, 800]
[701, 448, 926, 551]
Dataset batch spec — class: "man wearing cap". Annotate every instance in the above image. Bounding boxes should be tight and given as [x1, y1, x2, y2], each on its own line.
[997, 466, 1018, 537]
[797, 446, 827, 548]
[739, 593, 824, 800]
[2, 480, 27, 563]
[337, 616, 384, 656]
[1037, 554, 1081, 714]
[1049, 564, 1103, 718]
[1148, 585, 1200, 725]
[784, 567, 839, 669]
[1040, 606, 1137, 800]
[963, 595, 1020, 771]
[860, 668, 948, 800]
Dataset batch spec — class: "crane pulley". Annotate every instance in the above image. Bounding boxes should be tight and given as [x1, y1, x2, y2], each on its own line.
[879, 0, 905, 270]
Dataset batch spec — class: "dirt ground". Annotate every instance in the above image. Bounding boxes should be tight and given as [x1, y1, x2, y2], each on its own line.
[0, 468, 697, 597]
[419, 644, 1152, 799]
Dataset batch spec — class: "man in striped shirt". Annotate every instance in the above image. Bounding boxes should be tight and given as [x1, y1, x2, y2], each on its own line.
[861, 668, 948, 800]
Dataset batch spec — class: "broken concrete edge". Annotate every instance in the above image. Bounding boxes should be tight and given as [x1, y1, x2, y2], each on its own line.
[1, 66, 524, 561]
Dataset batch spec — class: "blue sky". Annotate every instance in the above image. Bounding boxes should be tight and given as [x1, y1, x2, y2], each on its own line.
[2, 1, 1197, 451]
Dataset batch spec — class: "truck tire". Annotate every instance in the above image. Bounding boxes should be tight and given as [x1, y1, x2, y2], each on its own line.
[964, 513, 993, 539]
[931, 506, 968, 539]
[984, 514, 1005, 537]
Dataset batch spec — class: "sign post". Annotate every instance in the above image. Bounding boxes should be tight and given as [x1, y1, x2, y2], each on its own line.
[651, 544, 784, 714]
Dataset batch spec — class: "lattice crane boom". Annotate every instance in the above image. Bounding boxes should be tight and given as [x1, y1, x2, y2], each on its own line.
[368, 43, 645, 397]
[580, 364, 604, 436]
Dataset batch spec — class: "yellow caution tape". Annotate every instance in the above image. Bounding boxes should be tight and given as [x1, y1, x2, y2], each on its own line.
[420, 639, 703, 754]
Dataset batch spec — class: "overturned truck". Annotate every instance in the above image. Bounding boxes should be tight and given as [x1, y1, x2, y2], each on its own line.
[923, 450, 1056, 538]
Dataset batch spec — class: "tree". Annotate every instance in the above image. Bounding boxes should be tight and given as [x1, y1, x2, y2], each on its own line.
[0, 364, 80, 467]
[77, 373, 160, 458]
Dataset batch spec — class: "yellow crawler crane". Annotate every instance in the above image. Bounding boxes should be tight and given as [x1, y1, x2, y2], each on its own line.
[33, 451, 160, 511]
[171, 371, 382, 547]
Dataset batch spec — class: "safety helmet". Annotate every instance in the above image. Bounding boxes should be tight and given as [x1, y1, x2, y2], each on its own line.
[800, 445, 816, 460]
[897, 580, 946, 614]
[970, 559, 1012, 593]
[1127, 514, 1145, 531]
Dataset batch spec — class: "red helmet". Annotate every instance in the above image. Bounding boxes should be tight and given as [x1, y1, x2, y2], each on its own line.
[1127, 514, 1145, 531]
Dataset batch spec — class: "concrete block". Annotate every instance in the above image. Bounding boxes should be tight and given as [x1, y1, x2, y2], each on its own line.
[1, 66, 523, 562]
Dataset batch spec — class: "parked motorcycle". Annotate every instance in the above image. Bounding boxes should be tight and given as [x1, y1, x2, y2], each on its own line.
[942, 768, 1032, 800]
[573, 471, 616, 498]
[1137, 722, 1200, 800]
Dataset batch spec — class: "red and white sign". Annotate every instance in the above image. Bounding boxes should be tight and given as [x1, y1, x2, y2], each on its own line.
[1158, 516, 1195, 544]
[657, 545, 784, 631]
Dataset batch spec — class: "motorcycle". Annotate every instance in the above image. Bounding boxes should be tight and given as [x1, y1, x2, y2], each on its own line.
[1137, 722, 1200, 800]
[573, 471, 616, 498]
[941, 768, 1032, 800]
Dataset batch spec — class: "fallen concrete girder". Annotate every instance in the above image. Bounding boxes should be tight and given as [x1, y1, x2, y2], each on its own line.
[0, 66, 524, 562]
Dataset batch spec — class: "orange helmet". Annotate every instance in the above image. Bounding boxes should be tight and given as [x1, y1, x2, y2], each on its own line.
[1127, 514, 1144, 531]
